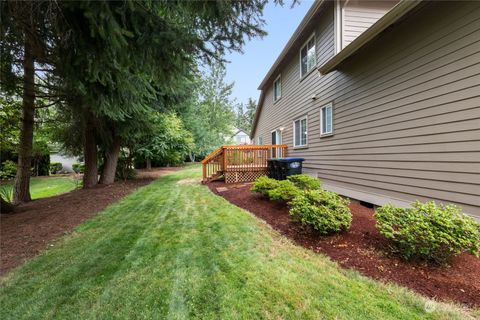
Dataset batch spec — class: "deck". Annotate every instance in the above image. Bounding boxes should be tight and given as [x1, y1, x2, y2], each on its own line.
[201, 145, 287, 183]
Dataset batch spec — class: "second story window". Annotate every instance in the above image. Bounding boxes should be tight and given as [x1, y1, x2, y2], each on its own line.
[273, 76, 282, 101]
[300, 34, 316, 77]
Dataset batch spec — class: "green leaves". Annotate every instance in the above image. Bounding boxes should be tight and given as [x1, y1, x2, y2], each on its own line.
[132, 112, 194, 166]
[375, 201, 480, 263]
[289, 189, 352, 235]
[287, 174, 321, 191]
[251, 175, 351, 235]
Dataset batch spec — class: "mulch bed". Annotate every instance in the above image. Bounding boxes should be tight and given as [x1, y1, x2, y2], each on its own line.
[0, 168, 178, 275]
[208, 181, 480, 307]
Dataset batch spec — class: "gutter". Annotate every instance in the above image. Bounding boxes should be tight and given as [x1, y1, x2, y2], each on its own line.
[318, 0, 422, 75]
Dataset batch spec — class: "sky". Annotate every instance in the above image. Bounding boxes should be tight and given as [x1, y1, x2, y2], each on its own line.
[223, 0, 314, 105]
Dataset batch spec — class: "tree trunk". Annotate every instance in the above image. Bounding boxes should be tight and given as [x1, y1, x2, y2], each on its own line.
[83, 112, 98, 188]
[1, 197, 14, 214]
[13, 32, 35, 204]
[99, 135, 121, 185]
[146, 157, 151, 170]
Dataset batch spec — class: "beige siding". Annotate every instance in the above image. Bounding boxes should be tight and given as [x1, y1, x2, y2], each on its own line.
[252, 1, 480, 217]
[342, 0, 398, 48]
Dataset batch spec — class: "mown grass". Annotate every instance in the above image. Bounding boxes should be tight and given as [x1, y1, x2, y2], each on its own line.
[0, 166, 475, 319]
[1, 176, 77, 200]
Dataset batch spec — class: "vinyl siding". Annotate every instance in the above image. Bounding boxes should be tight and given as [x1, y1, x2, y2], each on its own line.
[342, 0, 398, 48]
[252, 1, 480, 217]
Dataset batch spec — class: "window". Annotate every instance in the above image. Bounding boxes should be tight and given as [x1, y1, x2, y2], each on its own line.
[271, 129, 282, 145]
[293, 117, 308, 147]
[273, 76, 282, 101]
[237, 135, 247, 144]
[320, 103, 333, 135]
[300, 35, 316, 77]
[257, 136, 263, 145]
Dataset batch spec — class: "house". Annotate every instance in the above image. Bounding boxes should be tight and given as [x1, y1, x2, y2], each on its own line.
[231, 128, 252, 145]
[250, 0, 480, 217]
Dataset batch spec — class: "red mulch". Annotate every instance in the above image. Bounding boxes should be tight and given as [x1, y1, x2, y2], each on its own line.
[208, 181, 480, 307]
[0, 168, 178, 275]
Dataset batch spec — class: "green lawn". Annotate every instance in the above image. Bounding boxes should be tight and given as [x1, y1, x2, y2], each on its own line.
[0, 166, 475, 319]
[2, 176, 77, 200]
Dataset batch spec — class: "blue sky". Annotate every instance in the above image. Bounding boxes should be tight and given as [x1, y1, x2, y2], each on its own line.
[224, 0, 313, 105]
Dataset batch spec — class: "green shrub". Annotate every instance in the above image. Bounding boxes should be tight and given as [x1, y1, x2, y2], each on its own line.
[72, 163, 85, 174]
[375, 201, 480, 263]
[287, 174, 321, 191]
[50, 162, 63, 174]
[267, 180, 301, 201]
[251, 176, 301, 201]
[289, 189, 352, 235]
[251, 176, 280, 197]
[115, 156, 136, 181]
[0, 160, 17, 179]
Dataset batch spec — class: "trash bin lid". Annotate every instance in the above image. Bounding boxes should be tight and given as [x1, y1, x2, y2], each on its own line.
[276, 157, 305, 162]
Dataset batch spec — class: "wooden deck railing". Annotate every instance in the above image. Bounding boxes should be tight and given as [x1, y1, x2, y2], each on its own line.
[201, 144, 288, 183]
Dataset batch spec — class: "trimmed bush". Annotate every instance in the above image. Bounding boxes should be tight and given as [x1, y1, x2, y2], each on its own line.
[50, 162, 63, 174]
[267, 180, 301, 201]
[251, 176, 280, 197]
[375, 201, 480, 263]
[289, 189, 352, 235]
[251, 176, 301, 201]
[287, 174, 321, 191]
[72, 163, 85, 174]
[0, 160, 17, 180]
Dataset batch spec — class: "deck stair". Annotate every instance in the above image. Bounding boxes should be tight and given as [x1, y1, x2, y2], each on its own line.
[201, 144, 287, 184]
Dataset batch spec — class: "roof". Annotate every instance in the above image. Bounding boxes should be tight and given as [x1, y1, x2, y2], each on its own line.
[232, 128, 249, 136]
[251, 0, 422, 138]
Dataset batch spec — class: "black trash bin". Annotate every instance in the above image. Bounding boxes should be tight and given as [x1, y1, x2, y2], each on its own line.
[267, 158, 280, 179]
[268, 157, 304, 180]
[278, 157, 305, 180]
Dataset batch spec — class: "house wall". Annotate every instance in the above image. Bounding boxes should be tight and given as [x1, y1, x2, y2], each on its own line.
[252, 1, 480, 217]
[341, 0, 398, 48]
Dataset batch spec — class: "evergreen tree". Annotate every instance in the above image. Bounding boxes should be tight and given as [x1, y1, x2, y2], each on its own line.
[235, 98, 257, 133]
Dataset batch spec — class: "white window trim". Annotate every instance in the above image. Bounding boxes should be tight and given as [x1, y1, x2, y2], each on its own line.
[320, 102, 334, 136]
[270, 128, 283, 145]
[299, 33, 316, 79]
[273, 75, 282, 102]
[257, 136, 263, 145]
[293, 115, 308, 148]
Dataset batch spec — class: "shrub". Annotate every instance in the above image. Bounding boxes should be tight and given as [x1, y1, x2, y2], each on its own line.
[267, 180, 301, 201]
[251, 176, 280, 197]
[50, 162, 63, 174]
[287, 174, 321, 191]
[251, 176, 301, 201]
[289, 189, 352, 235]
[115, 156, 136, 181]
[375, 201, 480, 263]
[72, 163, 85, 174]
[0, 160, 17, 180]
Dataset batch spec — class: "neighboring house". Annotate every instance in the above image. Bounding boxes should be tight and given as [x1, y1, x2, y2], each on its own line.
[251, 0, 480, 217]
[232, 128, 252, 145]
